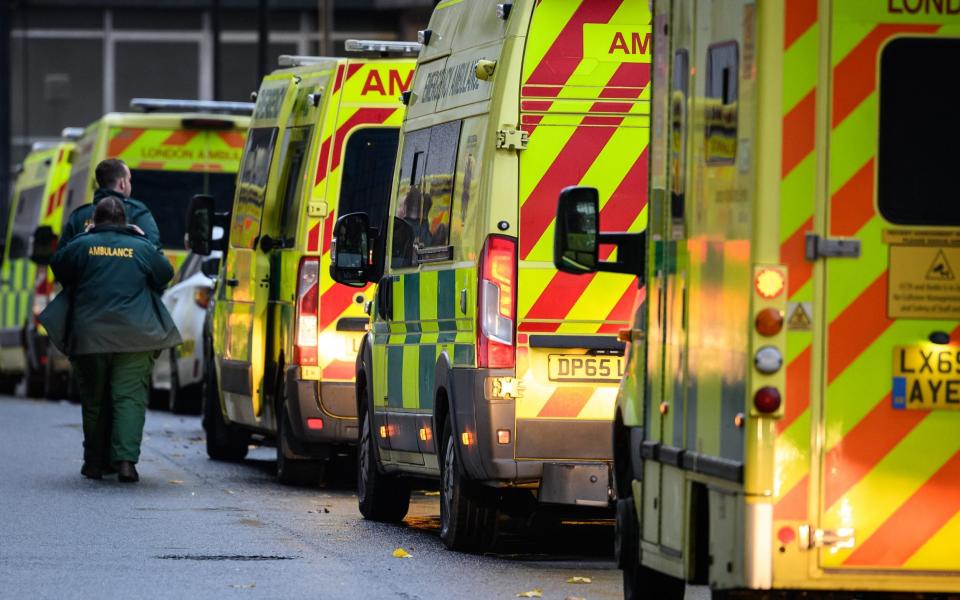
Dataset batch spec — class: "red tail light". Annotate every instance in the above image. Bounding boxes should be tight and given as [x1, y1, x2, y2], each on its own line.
[754, 386, 782, 413]
[293, 258, 320, 366]
[477, 235, 517, 369]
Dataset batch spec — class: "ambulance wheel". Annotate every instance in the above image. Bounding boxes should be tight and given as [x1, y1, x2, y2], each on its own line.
[276, 402, 324, 486]
[439, 414, 498, 552]
[202, 360, 249, 462]
[357, 410, 409, 522]
[168, 350, 201, 415]
[0, 374, 16, 396]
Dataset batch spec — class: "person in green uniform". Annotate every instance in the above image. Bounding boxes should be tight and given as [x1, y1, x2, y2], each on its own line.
[59, 158, 161, 249]
[41, 197, 181, 482]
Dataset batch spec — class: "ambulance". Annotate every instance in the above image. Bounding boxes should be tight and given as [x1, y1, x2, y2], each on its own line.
[329, 0, 650, 550]
[0, 137, 73, 396]
[187, 43, 416, 485]
[40, 99, 251, 399]
[552, 0, 960, 597]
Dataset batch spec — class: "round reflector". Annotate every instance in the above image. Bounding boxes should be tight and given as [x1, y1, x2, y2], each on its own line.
[754, 346, 784, 374]
[755, 308, 784, 337]
[754, 386, 782, 413]
[755, 269, 785, 299]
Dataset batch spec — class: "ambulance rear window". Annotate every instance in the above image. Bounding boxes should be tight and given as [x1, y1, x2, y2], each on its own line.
[9, 184, 44, 260]
[878, 37, 960, 226]
[131, 170, 235, 249]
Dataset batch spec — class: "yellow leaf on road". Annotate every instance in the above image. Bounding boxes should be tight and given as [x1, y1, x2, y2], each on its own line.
[423, 491, 440, 496]
[168, 480, 184, 485]
[516, 589, 542, 598]
[567, 576, 592, 584]
[392, 547, 412, 558]
[564, 596, 585, 600]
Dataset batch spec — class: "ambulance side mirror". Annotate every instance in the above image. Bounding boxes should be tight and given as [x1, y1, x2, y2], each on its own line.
[331, 212, 374, 287]
[553, 186, 645, 280]
[30, 225, 58, 266]
[186, 194, 215, 256]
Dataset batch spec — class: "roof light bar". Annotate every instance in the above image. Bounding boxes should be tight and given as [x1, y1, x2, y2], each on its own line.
[30, 141, 59, 152]
[344, 39, 421, 56]
[129, 98, 254, 116]
[61, 127, 85, 140]
[277, 55, 331, 67]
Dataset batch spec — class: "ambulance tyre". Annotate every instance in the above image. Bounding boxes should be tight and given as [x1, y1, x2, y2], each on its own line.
[276, 401, 324, 486]
[623, 561, 685, 600]
[25, 360, 44, 398]
[439, 414, 497, 553]
[357, 410, 410, 522]
[202, 360, 249, 462]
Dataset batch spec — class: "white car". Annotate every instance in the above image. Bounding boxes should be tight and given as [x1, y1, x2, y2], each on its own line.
[151, 251, 220, 414]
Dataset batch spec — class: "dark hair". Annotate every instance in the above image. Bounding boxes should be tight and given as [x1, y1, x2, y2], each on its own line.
[95, 158, 127, 189]
[93, 196, 127, 226]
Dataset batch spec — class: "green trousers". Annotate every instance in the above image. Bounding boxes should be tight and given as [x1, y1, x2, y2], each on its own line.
[72, 351, 155, 465]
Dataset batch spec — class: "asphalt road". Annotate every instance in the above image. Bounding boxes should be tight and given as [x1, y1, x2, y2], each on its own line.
[0, 396, 710, 600]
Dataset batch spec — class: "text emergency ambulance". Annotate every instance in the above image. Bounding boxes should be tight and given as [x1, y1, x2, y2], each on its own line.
[329, 0, 650, 551]
[187, 44, 416, 485]
[0, 138, 73, 396]
[553, 0, 960, 597]
[39, 100, 251, 399]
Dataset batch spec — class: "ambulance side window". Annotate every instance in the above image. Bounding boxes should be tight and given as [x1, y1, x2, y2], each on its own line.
[418, 121, 461, 250]
[9, 185, 43, 260]
[878, 37, 960, 226]
[704, 42, 738, 165]
[231, 127, 278, 249]
[670, 49, 690, 225]
[391, 128, 430, 268]
[277, 126, 312, 240]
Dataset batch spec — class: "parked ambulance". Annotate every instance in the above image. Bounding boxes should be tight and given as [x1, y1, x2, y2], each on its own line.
[0, 138, 73, 397]
[330, 0, 650, 551]
[553, 0, 960, 597]
[188, 43, 416, 485]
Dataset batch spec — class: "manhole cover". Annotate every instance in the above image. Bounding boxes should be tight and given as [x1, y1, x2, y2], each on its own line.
[156, 554, 298, 561]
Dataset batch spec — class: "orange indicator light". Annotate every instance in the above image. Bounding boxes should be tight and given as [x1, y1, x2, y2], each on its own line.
[755, 268, 785, 299]
[419, 427, 432, 442]
[755, 307, 784, 336]
[497, 429, 511, 445]
[461, 432, 474, 446]
[379, 425, 388, 438]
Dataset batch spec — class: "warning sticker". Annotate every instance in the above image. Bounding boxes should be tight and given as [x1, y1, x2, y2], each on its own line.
[886, 230, 960, 320]
[786, 302, 813, 331]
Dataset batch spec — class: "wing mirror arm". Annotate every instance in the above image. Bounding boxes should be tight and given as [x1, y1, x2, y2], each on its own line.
[597, 231, 646, 278]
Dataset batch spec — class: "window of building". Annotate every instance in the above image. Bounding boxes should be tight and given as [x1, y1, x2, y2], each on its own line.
[878, 37, 960, 226]
[9, 184, 44, 260]
[231, 127, 278, 249]
[704, 42, 738, 165]
[338, 128, 400, 237]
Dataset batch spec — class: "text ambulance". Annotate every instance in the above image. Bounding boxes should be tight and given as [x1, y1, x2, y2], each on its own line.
[188, 44, 415, 485]
[330, 0, 650, 551]
[554, 0, 960, 597]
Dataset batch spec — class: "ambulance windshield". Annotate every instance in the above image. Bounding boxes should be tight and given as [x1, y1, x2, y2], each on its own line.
[130, 169, 236, 249]
[339, 128, 399, 236]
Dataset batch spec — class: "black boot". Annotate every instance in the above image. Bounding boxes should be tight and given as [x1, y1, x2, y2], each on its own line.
[117, 461, 139, 483]
[81, 463, 103, 480]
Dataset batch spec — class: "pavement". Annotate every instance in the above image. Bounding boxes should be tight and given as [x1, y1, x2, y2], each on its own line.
[0, 396, 710, 599]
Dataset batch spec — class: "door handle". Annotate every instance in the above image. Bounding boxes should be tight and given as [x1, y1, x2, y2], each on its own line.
[225, 278, 239, 287]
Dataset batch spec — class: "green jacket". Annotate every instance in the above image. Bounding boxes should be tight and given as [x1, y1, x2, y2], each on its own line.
[58, 189, 160, 251]
[40, 226, 182, 356]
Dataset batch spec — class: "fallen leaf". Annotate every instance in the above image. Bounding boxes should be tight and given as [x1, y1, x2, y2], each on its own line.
[392, 547, 412, 558]
[227, 583, 255, 589]
[516, 589, 542, 598]
[564, 596, 585, 600]
[168, 480, 184, 485]
[567, 576, 592, 584]
[423, 491, 440, 496]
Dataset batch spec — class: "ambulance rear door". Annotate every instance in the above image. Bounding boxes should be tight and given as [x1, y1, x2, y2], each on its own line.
[515, 0, 650, 461]
[814, 4, 960, 574]
[218, 77, 294, 424]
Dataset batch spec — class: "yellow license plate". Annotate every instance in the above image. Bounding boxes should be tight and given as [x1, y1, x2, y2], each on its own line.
[548, 354, 624, 383]
[892, 345, 960, 410]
